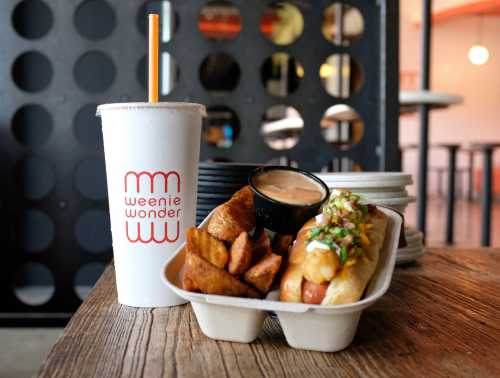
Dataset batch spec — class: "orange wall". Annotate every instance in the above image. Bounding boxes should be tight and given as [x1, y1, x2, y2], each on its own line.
[399, 1, 500, 195]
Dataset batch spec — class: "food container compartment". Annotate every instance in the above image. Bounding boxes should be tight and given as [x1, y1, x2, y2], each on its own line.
[163, 207, 402, 352]
[191, 301, 266, 343]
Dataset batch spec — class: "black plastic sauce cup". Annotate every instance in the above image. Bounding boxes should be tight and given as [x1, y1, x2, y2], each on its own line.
[249, 166, 329, 234]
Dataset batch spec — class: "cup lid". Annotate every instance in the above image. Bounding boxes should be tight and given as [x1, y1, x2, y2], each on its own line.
[96, 102, 206, 117]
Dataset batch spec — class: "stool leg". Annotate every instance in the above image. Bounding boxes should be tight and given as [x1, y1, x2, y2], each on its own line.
[468, 150, 474, 201]
[445, 148, 457, 245]
[481, 149, 493, 246]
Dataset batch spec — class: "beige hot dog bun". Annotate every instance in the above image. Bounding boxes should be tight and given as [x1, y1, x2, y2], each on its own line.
[280, 209, 387, 305]
[321, 210, 387, 305]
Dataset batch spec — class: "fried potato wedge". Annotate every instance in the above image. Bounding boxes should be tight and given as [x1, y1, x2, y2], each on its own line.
[183, 252, 261, 298]
[231, 185, 254, 209]
[186, 227, 229, 269]
[244, 253, 282, 294]
[207, 186, 256, 242]
[228, 231, 253, 275]
[253, 228, 272, 261]
[182, 273, 197, 292]
[272, 234, 294, 255]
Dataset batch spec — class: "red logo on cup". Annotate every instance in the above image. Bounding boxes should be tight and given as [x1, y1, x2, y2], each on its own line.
[124, 171, 180, 193]
[124, 170, 182, 244]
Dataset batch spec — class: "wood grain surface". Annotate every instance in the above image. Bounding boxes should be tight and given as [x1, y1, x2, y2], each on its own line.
[38, 249, 500, 378]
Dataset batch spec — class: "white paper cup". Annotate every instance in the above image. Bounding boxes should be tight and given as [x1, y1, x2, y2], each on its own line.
[97, 102, 206, 307]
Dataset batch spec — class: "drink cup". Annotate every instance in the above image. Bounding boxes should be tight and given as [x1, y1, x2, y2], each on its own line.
[97, 102, 205, 307]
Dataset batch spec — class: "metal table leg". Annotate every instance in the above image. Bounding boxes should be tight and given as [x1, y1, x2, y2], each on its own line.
[445, 146, 458, 244]
[468, 149, 474, 201]
[417, 0, 432, 237]
[481, 147, 493, 246]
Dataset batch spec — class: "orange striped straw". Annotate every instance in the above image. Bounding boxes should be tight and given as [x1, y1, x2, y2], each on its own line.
[148, 14, 159, 103]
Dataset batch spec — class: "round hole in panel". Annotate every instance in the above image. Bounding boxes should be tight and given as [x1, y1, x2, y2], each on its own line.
[74, 262, 106, 300]
[75, 209, 112, 253]
[19, 210, 55, 253]
[203, 106, 240, 149]
[12, 104, 53, 147]
[74, 51, 115, 93]
[74, 104, 103, 149]
[319, 53, 363, 98]
[13, 263, 55, 306]
[136, 53, 179, 95]
[137, 55, 147, 89]
[137, 1, 176, 42]
[260, 2, 304, 46]
[74, 158, 107, 200]
[12, 51, 53, 92]
[74, 0, 116, 41]
[322, 3, 364, 46]
[16, 157, 56, 200]
[12, 0, 53, 39]
[199, 52, 240, 94]
[198, 1, 242, 41]
[320, 104, 364, 150]
[260, 105, 303, 150]
[261, 52, 303, 97]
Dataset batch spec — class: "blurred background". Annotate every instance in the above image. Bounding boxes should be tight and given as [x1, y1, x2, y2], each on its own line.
[0, 0, 498, 376]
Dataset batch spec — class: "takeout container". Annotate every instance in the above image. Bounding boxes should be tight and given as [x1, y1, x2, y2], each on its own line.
[249, 166, 330, 234]
[163, 207, 402, 352]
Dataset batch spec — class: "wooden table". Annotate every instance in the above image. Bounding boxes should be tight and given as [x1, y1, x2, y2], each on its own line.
[38, 248, 500, 378]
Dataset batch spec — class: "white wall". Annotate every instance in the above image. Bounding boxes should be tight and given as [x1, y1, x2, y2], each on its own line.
[400, 0, 500, 195]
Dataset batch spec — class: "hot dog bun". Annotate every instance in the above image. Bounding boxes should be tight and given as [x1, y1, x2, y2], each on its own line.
[279, 219, 313, 302]
[321, 210, 387, 305]
[280, 206, 387, 305]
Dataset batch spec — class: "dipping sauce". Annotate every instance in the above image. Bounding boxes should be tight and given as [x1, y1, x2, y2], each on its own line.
[252, 170, 326, 205]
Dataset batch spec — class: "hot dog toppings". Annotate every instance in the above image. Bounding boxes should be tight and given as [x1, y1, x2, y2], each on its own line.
[306, 190, 375, 265]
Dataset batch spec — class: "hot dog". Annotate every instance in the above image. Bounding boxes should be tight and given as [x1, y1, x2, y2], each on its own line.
[302, 280, 328, 304]
[280, 190, 388, 305]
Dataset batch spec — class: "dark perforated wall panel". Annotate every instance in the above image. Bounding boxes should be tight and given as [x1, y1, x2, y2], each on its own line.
[0, 0, 398, 323]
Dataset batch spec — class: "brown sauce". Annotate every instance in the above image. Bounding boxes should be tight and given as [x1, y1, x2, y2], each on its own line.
[253, 170, 325, 205]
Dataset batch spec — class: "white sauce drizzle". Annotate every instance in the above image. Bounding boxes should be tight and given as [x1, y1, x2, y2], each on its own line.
[306, 240, 331, 253]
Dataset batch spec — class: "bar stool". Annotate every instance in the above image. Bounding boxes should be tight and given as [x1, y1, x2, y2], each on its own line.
[469, 143, 500, 246]
[399, 91, 463, 235]
[435, 144, 460, 244]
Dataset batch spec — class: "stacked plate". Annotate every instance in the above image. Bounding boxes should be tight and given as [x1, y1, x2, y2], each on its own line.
[314, 172, 424, 264]
[396, 227, 425, 265]
[196, 162, 260, 225]
[315, 172, 415, 214]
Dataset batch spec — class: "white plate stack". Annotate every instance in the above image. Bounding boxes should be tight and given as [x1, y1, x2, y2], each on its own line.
[398, 228, 425, 264]
[314, 172, 424, 265]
